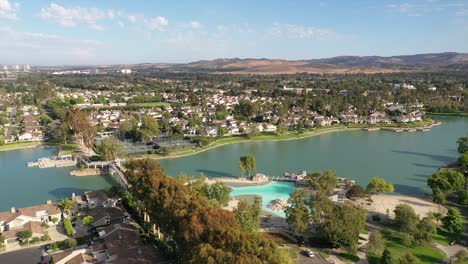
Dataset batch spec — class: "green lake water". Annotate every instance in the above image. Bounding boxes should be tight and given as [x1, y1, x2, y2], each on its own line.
[160, 116, 467, 195]
[0, 116, 466, 212]
[0, 147, 114, 211]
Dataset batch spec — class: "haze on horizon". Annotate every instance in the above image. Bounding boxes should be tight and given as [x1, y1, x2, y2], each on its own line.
[1, 0, 468, 65]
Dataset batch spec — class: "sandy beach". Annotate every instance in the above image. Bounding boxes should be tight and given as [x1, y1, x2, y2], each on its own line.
[357, 194, 447, 218]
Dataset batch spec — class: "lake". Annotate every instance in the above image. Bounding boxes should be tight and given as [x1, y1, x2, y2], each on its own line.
[0, 116, 466, 212]
[0, 147, 113, 211]
[160, 116, 468, 196]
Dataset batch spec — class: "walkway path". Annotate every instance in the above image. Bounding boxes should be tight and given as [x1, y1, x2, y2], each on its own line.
[433, 242, 466, 260]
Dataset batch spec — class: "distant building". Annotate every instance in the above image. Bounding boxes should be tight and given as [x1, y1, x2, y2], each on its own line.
[120, 69, 132, 74]
[393, 83, 416, 90]
[428, 86, 437, 91]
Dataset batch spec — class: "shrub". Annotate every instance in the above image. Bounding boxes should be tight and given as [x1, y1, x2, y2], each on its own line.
[31, 237, 41, 244]
[372, 214, 381, 222]
[63, 218, 74, 237]
[41, 233, 51, 241]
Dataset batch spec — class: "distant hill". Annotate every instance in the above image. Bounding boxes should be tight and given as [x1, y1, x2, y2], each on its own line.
[34, 52, 468, 74]
[180, 52, 468, 74]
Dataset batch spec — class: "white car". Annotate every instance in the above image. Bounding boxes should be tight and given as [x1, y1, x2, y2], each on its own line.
[305, 250, 315, 257]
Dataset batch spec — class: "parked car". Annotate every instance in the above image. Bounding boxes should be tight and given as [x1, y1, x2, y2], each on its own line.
[305, 250, 315, 258]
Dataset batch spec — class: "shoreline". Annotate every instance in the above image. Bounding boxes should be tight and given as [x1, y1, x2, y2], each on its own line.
[144, 119, 438, 161]
[0, 142, 42, 152]
[147, 126, 359, 160]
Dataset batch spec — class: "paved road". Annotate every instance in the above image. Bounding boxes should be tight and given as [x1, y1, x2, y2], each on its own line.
[0, 246, 44, 264]
[297, 250, 329, 264]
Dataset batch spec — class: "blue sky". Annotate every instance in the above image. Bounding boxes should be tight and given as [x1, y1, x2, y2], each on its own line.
[0, 0, 467, 65]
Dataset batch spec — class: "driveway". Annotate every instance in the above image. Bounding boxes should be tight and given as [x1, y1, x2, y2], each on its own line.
[0, 246, 44, 264]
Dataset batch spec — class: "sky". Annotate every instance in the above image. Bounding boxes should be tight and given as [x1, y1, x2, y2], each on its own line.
[0, 0, 467, 65]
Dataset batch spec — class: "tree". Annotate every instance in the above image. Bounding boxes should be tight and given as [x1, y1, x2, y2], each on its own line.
[285, 189, 311, 237]
[414, 216, 436, 243]
[381, 248, 394, 264]
[428, 170, 465, 204]
[82, 216, 94, 226]
[398, 253, 418, 264]
[306, 170, 338, 195]
[239, 154, 256, 177]
[346, 185, 366, 200]
[124, 158, 289, 263]
[311, 193, 366, 251]
[49, 122, 70, 144]
[96, 136, 126, 161]
[17, 229, 32, 244]
[207, 182, 232, 207]
[458, 151, 468, 173]
[140, 115, 160, 140]
[235, 197, 262, 232]
[394, 204, 419, 233]
[366, 177, 395, 193]
[368, 231, 385, 257]
[442, 207, 464, 237]
[247, 125, 261, 138]
[58, 198, 74, 216]
[0, 138, 4, 146]
[64, 108, 96, 149]
[430, 212, 443, 226]
[457, 137, 468, 154]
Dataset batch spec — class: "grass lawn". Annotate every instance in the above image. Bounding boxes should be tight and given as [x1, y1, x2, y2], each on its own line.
[347, 118, 434, 129]
[337, 252, 360, 263]
[432, 228, 457, 246]
[319, 251, 330, 259]
[382, 230, 446, 264]
[46, 142, 80, 155]
[0, 141, 41, 151]
[279, 248, 298, 260]
[427, 112, 468, 117]
[261, 232, 296, 245]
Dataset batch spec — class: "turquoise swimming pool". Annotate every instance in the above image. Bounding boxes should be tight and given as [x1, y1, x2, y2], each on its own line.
[231, 181, 296, 217]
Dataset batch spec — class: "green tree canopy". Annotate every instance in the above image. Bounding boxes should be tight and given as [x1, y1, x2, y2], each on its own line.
[394, 204, 419, 233]
[457, 137, 468, 154]
[381, 248, 394, 264]
[234, 197, 262, 232]
[442, 207, 464, 237]
[285, 189, 311, 237]
[96, 136, 127, 161]
[82, 216, 94, 226]
[306, 170, 338, 195]
[366, 177, 395, 193]
[367, 231, 385, 257]
[239, 154, 256, 177]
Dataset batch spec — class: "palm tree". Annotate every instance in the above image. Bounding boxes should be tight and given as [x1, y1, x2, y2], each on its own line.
[58, 198, 74, 217]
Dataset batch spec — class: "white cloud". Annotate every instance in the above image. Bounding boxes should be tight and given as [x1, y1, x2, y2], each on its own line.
[387, 1, 467, 17]
[0, 27, 101, 64]
[118, 21, 125, 28]
[0, 0, 19, 20]
[189, 21, 202, 29]
[40, 3, 115, 30]
[145, 16, 169, 31]
[127, 15, 137, 23]
[269, 23, 337, 40]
